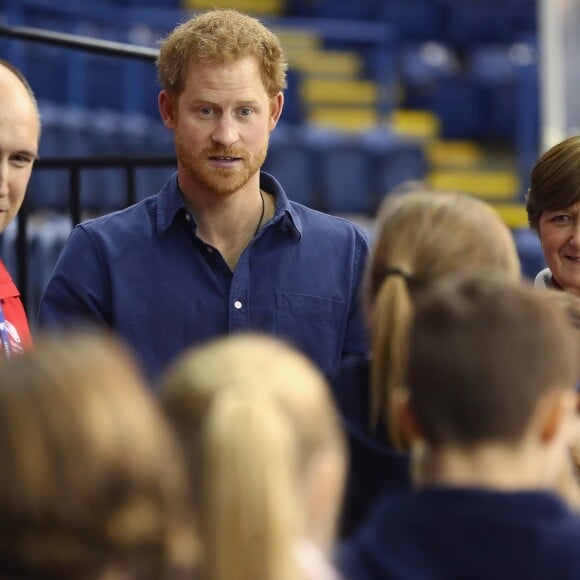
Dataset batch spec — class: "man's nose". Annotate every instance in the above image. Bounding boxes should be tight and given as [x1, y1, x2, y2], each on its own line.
[211, 115, 239, 146]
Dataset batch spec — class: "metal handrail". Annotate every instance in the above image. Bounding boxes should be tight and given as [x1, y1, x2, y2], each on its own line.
[14, 156, 176, 311]
[0, 22, 158, 61]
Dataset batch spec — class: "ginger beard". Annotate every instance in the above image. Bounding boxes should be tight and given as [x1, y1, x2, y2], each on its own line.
[175, 133, 268, 198]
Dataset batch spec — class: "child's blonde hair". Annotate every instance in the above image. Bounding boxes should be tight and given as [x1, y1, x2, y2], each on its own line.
[367, 190, 521, 449]
[161, 333, 346, 580]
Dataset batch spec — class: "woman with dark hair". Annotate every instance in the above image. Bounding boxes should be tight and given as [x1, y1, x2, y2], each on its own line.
[526, 135, 580, 295]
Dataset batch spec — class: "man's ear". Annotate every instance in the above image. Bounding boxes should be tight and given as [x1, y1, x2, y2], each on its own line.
[269, 92, 284, 131]
[159, 90, 176, 129]
[537, 388, 577, 445]
[396, 390, 425, 443]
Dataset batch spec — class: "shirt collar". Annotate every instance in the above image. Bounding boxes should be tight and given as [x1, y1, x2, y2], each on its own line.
[156, 170, 302, 240]
[156, 172, 187, 236]
[260, 171, 302, 241]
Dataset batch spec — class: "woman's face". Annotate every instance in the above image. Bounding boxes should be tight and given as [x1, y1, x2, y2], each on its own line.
[539, 202, 580, 296]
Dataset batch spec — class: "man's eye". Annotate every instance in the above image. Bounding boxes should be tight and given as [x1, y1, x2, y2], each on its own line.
[11, 155, 34, 167]
[239, 108, 253, 117]
[199, 107, 213, 116]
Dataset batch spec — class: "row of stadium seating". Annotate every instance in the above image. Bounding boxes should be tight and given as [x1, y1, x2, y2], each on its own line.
[2, 0, 536, 45]
[1, 0, 538, 137]
[26, 103, 427, 216]
[192, 0, 537, 47]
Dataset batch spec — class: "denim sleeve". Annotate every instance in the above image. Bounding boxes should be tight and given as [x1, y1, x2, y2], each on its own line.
[37, 225, 111, 330]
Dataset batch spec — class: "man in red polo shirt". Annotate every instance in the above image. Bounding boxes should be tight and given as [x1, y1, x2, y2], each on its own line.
[0, 61, 40, 355]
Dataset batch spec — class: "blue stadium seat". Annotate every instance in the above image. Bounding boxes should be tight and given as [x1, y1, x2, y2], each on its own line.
[26, 217, 71, 324]
[366, 131, 428, 210]
[80, 168, 127, 214]
[121, 0, 180, 6]
[266, 127, 427, 215]
[263, 125, 319, 208]
[430, 77, 485, 139]
[399, 42, 461, 109]
[134, 167, 175, 203]
[515, 59, 540, 193]
[510, 0, 537, 36]
[469, 45, 515, 83]
[26, 169, 69, 214]
[400, 42, 461, 86]
[27, 103, 93, 213]
[444, 0, 516, 46]
[286, 0, 374, 20]
[84, 55, 126, 112]
[316, 129, 375, 214]
[467, 42, 538, 142]
[281, 69, 305, 126]
[23, 44, 69, 105]
[0, 223, 19, 289]
[377, 0, 445, 42]
[511, 227, 545, 281]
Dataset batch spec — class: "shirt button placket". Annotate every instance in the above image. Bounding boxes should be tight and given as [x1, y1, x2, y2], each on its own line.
[230, 252, 251, 332]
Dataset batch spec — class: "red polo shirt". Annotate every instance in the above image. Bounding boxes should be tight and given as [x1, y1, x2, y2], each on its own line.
[0, 260, 32, 354]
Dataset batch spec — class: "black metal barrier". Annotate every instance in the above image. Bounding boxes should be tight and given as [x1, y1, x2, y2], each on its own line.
[15, 156, 176, 312]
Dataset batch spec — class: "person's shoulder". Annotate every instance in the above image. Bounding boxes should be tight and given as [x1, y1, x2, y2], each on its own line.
[77, 195, 157, 235]
[533, 267, 553, 289]
[289, 202, 370, 240]
[338, 489, 416, 560]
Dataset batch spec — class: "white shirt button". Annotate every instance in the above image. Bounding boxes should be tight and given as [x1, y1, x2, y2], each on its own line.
[206, 246, 213, 253]
[234, 300, 243, 310]
[185, 213, 191, 222]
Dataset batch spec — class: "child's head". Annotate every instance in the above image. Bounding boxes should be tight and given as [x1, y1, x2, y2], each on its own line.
[406, 272, 577, 453]
[161, 333, 346, 580]
[366, 189, 521, 448]
[0, 331, 198, 579]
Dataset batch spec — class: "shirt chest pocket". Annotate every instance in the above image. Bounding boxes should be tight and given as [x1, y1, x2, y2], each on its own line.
[275, 292, 345, 375]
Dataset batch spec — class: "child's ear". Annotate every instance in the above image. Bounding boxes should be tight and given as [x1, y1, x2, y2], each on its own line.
[396, 390, 425, 443]
[538, 389, 577, 445]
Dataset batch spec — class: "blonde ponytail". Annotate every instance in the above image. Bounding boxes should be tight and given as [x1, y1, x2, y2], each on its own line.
[370, 274, 413, 449]
[161, 334, 346, 580]
[201, 389, 302, 580]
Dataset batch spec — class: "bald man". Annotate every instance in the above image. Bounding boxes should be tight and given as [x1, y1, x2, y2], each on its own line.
[0, 61, 40, 355]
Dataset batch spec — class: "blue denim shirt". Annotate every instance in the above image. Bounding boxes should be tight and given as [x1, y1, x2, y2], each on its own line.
[38, 171, 370, 385]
